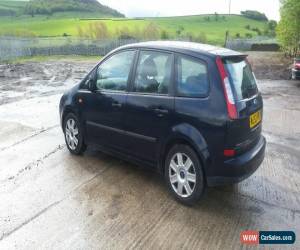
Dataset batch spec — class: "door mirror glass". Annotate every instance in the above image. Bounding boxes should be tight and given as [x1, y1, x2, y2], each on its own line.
[80, 68, 96, 91]
[87, 78, 96, 92]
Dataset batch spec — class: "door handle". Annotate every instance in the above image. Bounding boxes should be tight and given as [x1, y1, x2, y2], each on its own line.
[153, 108, 169, 115]
[112, 102, 122, 108]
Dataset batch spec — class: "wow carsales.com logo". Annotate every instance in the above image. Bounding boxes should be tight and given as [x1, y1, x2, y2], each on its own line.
[240, 231, 296, 245]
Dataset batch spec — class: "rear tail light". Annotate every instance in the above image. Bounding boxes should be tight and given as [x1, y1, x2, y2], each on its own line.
[295, 63, 300, 69]
[216, 56, 237, 119]
[224, 149, 235, 157]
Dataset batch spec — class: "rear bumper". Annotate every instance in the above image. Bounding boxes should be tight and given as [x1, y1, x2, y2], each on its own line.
[207, 135, 266, 186]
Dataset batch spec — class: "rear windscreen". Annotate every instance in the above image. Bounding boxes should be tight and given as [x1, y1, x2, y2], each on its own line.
[223, 57, 258, 101]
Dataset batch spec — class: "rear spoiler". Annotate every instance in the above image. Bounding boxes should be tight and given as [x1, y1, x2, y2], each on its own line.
[211, 47, 247, 58]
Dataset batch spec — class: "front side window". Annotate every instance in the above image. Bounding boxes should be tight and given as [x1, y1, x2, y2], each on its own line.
[96, 50, 135, 91]
[134, 51, 172, 94]
[176, 56, 209, 97]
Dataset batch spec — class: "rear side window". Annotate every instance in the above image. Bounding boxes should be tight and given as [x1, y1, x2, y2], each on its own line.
[223, 57, 258, 101]
[176, 56, 209, 97]
[134, 50, 172, 94]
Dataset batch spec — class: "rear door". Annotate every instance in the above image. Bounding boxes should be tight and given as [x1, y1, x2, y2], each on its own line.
[222, 56, 263, 154]
[124, 50, 174, 164]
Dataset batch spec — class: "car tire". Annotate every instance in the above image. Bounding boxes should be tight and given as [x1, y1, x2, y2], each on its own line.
[164, 144, 205, 206]
[63, 113, 86, 155]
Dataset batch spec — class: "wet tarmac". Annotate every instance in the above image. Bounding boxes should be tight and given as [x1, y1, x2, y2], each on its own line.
[0, 60, 299, 249]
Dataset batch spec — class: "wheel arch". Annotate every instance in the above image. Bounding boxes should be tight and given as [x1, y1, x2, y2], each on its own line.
[159, 123, 210, 176]
[61, 106, 80, 132]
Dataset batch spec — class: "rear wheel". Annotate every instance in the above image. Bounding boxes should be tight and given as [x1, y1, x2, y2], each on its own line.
[165, 144, 205, 205]
[64, 113, 86, 155]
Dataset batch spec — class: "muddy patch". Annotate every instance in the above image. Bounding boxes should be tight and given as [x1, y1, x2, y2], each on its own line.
[247, 51, 293, 80]
[0, 61, 96, 105]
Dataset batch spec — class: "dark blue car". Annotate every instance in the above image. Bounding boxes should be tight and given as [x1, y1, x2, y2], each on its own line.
[59, 41, 266, 205]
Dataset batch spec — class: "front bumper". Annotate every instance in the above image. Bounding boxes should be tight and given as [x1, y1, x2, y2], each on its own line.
[292, 69, 300, 79]
[207, 135, 266, 186]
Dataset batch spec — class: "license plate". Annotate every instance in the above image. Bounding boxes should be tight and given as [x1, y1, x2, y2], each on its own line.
[249, 110, 261, 128]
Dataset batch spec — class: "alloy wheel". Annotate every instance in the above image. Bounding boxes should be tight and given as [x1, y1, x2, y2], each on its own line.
[65, 118, 79, 150]
[169, 152, 196, 198]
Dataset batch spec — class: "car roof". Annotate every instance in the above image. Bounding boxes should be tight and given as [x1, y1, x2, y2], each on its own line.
[117, 41, 245, 57]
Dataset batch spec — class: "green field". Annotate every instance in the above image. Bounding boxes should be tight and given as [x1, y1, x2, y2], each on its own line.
[0, 0, 269, 45]
[0, 14, 268, 44]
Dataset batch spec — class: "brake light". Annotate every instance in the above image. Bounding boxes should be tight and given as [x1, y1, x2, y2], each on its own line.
[295, 63, 300, 69]
[216, 56, 237, 119]
[224, 149, 235, 157]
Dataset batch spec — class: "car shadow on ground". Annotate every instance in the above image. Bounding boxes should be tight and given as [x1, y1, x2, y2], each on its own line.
[65, 147, 262, 225]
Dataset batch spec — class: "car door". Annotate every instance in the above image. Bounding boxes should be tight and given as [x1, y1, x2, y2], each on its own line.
[124, 50, 174, 164]
[79, 49, 136, 151]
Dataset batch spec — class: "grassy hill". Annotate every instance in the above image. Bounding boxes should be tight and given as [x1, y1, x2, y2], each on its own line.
[0, 1, 271, 45]
[0, 0, 27, 16]
[0, 13, 269, 45]
[23, 0, 124, 17]
[0, 0, 124, 17]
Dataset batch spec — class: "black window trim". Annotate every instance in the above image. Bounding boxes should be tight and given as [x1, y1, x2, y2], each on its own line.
[174, 53, 210, 99]
[94, 49, 137, 94]
[128, 48, 175, 97]
[79, 65, 97, 90]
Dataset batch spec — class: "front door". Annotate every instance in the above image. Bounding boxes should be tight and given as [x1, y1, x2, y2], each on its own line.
[80, 50, 136, 151]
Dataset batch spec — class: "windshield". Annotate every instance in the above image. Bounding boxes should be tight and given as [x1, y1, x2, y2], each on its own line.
[223, 57, 258, 101]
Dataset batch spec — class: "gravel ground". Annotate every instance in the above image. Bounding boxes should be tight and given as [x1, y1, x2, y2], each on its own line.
[0, 56, 299, 249]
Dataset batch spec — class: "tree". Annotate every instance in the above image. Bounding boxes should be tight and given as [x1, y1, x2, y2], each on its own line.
[194, 32, 207, 43]
[77, 21, 109, 39]
[264, 20, 277, 37]
[90, 22, 109, 39]
[143, 23, 160, 40]
[277, 0, 300, 56]
[241, 10, 268, 21]
[117, 26, 134, 39]
[268, 20, 277, 30]
[204, 16, 210, 22]
[214, 12, 219, 21]
[245, 24, 251, 30]
[77, 25, 85, 37]
[160, 30, 170, 40]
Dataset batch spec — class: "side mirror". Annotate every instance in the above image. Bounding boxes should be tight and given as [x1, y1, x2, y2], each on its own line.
[88, 78, 97, 92]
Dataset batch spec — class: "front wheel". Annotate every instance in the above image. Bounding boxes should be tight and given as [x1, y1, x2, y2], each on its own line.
[165, 144, 205, 206]
[64, 113, 86, 155]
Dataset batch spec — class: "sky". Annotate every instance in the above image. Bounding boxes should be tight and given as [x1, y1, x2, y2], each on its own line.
[99, 0, 280, 21]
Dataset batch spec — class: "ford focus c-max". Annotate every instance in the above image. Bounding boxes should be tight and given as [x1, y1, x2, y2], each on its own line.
[59, 41, 266, 205]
